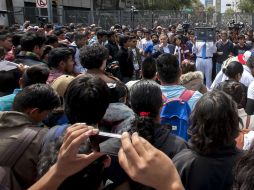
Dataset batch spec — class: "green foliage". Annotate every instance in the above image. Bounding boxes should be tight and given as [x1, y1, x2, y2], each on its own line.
[238, 0, 254, 13]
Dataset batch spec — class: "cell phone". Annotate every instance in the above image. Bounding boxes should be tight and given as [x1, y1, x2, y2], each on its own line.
[89, 132, 122, 156]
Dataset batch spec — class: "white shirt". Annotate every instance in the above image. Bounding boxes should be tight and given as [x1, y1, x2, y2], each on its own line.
[193, 41, 217, 58]
[211, 65, 254, 89]
[70, 42, 86, 74]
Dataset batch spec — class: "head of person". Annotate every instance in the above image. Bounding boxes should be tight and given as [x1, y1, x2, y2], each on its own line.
[0, 31, 13, 51]
[20, 65, 50, 88]
[20, 32, 46, 57]
[170, 25, 176, 33]
[130, 80, 163, 143]
[74, 32, 89, 48]
[156, 53, 181, 85]
[181, 59, 196, 74]
[48, 47, 74, 73]
[187, 30, 195, 41]
[188, 90, 240, 155]
[159, 34, 168, 46]
[107, 31, 116, 43]
[108, 81, 128, 103]
[0, 67, 21, 97]
[136, 29, 143, 38]
[12, 84, 60, 123]
[141, 56, 157, 80]
[238, 34, 245, 45]
[45, 35, 59, 48]
[118, 35, 130, 48]
[55, 29, 65, 40]
[128, 35, 137, 48]
[222, 61, 243, 81]
[220, 30, 228, 42]
[96, 30, 108, 43]
[80, 44, 109, 71]
[151, 33, 159, 44]
[173, 35, 182, 46]
[64, 75, 110, 125]
[233, 142, 254, 190]
[143, 29, 151, 40]
[41, 45, 53, 63]
[215, 80, 245, 109]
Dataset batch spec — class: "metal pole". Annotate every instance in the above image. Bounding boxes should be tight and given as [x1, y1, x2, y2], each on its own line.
[47, 0, 53, 23]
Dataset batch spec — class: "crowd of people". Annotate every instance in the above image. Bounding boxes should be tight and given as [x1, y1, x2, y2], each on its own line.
[0, 20, 254, 190]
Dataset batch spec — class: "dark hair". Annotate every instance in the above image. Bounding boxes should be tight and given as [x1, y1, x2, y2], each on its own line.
[41, 45, 53, 60]
[130, 80, 162, 143]
[215, 81, 245, 109]
[12, 33, 23, 47]
[108, 81, 128, 103]
[20, 32, 46, 51]
[38, 133, 106, 190]
[238, 34, 245, 40]
[233, 142, 254, 190]
[22, 65, 50, 87]
[96, 30, 108, 37]
[45, 35, 58, 45]
[48, 47, 73, 68]
[141, 56, 157, 79]
[181, 61, 196, 74]
[13, 83, 60, 112]
[118, 35, 130, 47]
[80, 44, 108, 69]
[222, 61, 243, 79]
[173, 34, 182, 45]
[188, 90, 240, 155]
[0, 68, 21, 96]
[156, 53, 180, 84]
[64, 75, 110, 124]
[0, 46, 5, 59]
[74, 32, 89, 42]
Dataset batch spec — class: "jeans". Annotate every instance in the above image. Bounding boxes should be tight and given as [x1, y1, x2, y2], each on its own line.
[216, 62, 222, 75]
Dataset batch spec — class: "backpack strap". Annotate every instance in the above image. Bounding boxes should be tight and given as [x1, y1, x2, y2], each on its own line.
[179, 89, 195, 102]
[0, 128, 38, 167]
[246, 115, 251, 129]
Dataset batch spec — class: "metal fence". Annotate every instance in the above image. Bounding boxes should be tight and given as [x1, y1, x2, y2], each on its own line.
[12, 7, 254, 30]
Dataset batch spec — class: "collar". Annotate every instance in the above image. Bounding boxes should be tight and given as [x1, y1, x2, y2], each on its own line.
[18, 51, 40, 61]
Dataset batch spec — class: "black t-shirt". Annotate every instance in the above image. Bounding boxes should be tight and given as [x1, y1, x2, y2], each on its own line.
[216, 40, 234, 63]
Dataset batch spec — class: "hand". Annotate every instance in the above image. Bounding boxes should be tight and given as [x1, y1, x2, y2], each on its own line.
[159, 43, 164, 48]
[17, 64, 29, 73]
[118, 132, 184, 190]
[54, 123, 104, 179]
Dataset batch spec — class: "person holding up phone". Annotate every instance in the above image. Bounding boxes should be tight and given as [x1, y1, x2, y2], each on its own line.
[29, 124, 184, 190]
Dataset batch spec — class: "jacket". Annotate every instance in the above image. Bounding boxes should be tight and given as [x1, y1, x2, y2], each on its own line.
[153, 127, 188, 158]
[15, 51, 45, 67]
[180, 71, 207, 94]
[0, 111, 48, 189]
[173, 144, 242, 190]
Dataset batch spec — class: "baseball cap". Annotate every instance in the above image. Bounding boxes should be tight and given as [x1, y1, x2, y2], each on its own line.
[51, 75, 75, 97]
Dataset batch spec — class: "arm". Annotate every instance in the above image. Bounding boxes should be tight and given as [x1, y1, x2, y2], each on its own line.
[28, 124, 103, 190]
[118, 132, 184, 190]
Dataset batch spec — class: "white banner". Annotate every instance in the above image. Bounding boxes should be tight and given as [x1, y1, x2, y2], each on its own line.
[36, 0, 48, 8]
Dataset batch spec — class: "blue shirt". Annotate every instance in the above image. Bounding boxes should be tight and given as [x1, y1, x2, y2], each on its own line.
[0, 89, 22, 111]
[160, 85, 202, 110]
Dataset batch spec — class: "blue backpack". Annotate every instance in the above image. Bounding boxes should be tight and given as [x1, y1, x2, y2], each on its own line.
[160, 90, 194, 141]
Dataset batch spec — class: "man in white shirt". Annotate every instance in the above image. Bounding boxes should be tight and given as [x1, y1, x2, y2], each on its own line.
[193, 41, 217, 88]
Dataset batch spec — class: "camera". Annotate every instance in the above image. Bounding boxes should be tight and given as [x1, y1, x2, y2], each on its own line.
[228, 20, 244, 31]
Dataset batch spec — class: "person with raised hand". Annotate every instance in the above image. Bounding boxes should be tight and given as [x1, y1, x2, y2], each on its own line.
[118, 132, 184, 190]
[28, 123, 103, 190]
